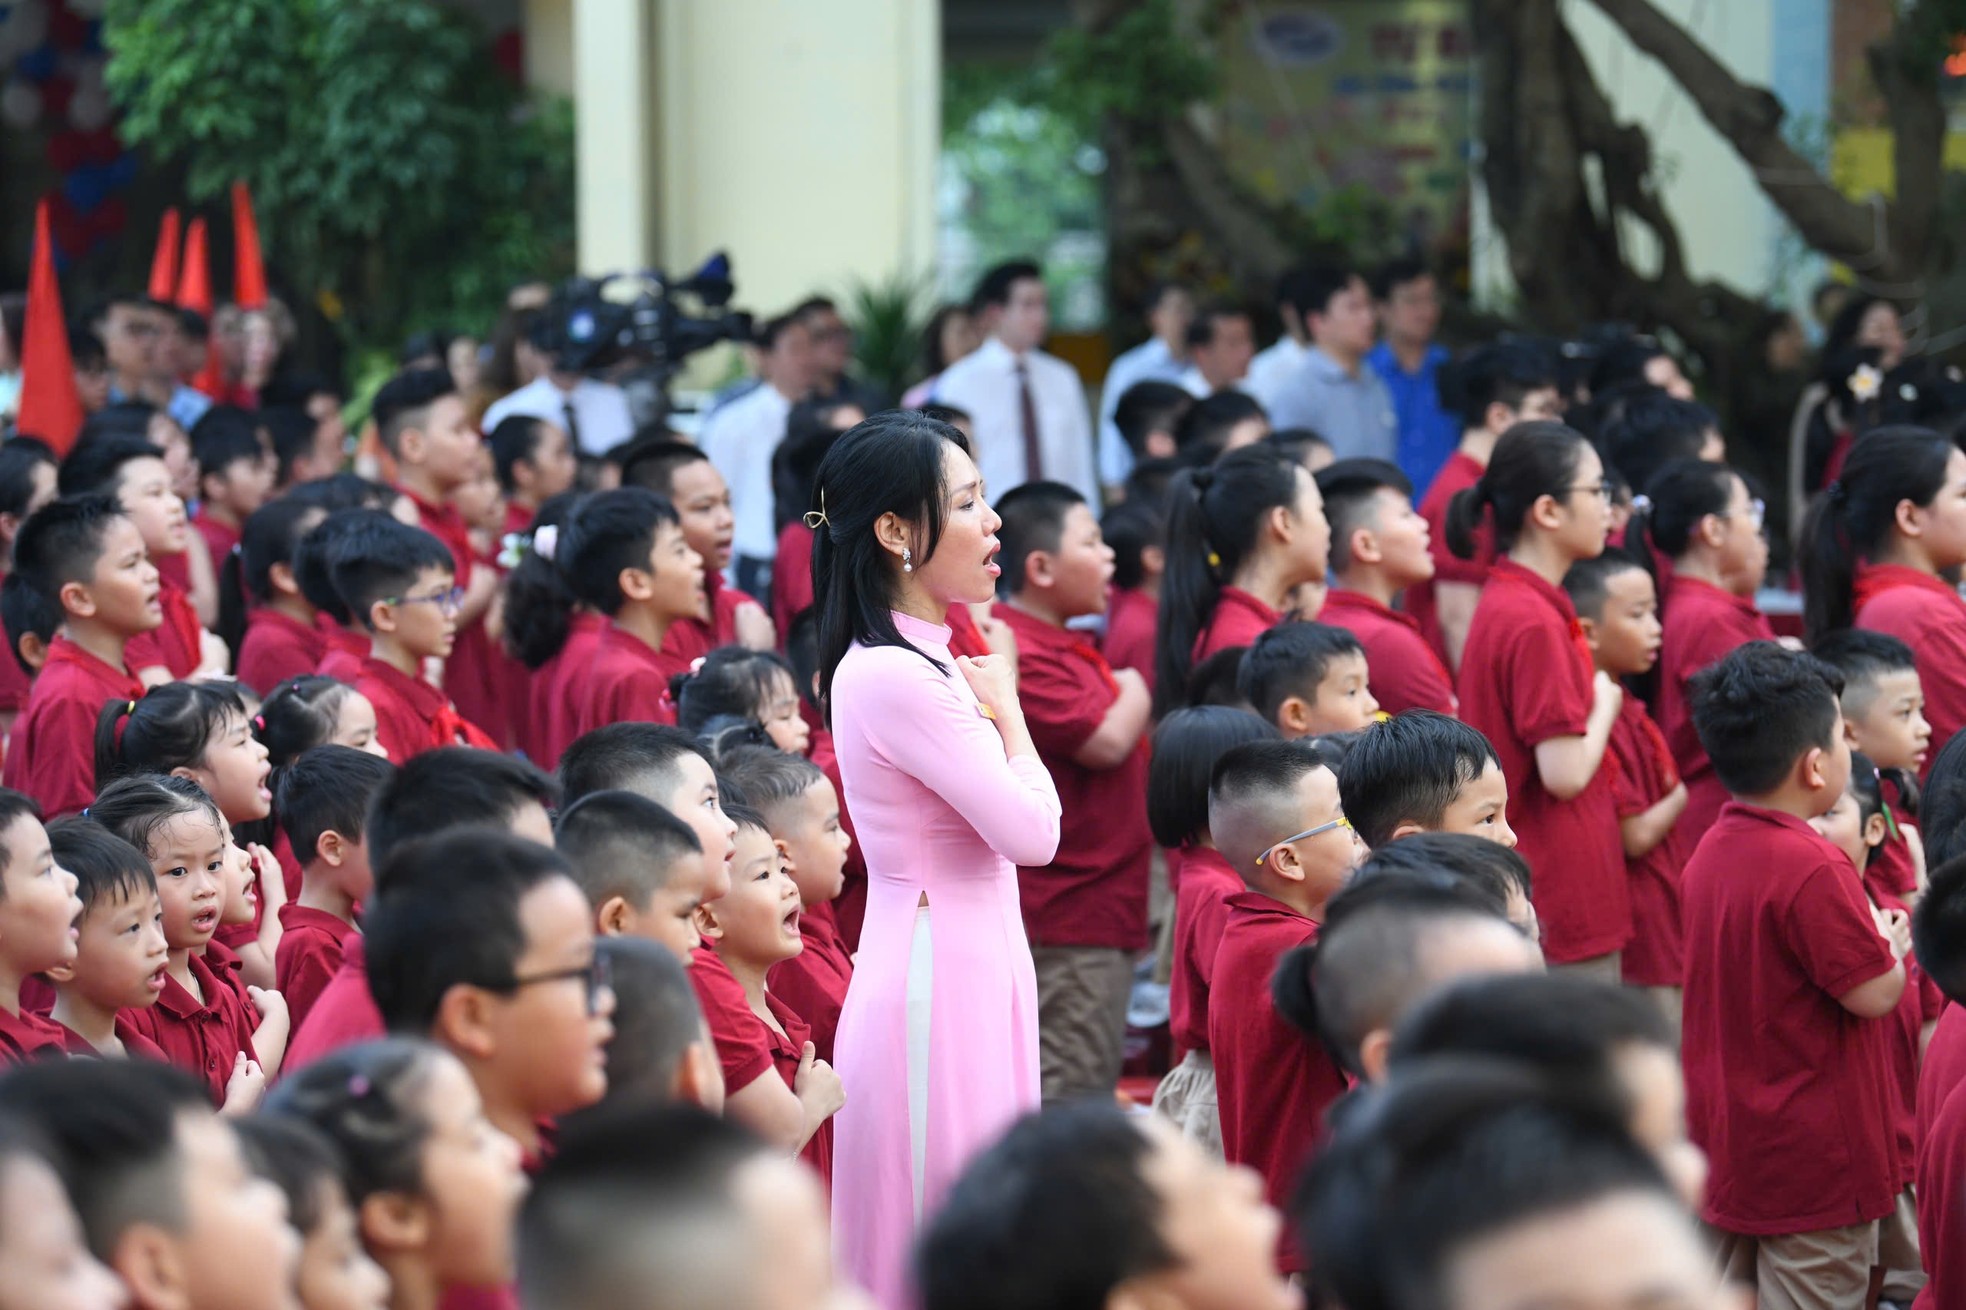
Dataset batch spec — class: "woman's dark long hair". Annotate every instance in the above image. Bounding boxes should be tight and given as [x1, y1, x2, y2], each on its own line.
[501, 490, 588, 669]
[1799, 426, 1954, 642]
[1445, 420, 1591, 559]
[810, 410, 961, 716]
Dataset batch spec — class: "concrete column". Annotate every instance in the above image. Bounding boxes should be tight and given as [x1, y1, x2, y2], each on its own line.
[573, 0, 656, 273]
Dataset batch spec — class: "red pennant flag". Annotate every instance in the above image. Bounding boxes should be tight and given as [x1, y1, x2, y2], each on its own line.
[17, 200, 84, 455]
[175, 216, 212, 317]
[231, 182, 267, 309]
[147, 207, 181, 303]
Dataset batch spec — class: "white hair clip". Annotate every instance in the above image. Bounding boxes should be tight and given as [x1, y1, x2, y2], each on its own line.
[533, 524, 559, 562]
[1629, 494, 1653, 514]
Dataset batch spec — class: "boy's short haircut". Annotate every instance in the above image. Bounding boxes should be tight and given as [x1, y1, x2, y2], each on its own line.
[0, 440, 55, 521]
[553, 790, 703, 912]
[1296, 263, 1360, 320]
[366, 747, 560, 874]
[918, 1102, 1175, 1310]
[13, 494, 130, 608]
[295, 509, 393, 623]
[488, 415, 551, 494]
[1314, 459, 1413, 574]
[1146, 707, 1279, 850]
[722, 802, 770, 842]
[1914, 852, 1966, 1004]
[1811, 628, 1918, 718]
[46, 815, 156, 914]
[1338, 711, 1504, 849]
[1112, 381, 1193, 461]
[1560, 550, 1648, 621]
[1208, 737, 1339, 873]
[0, 1057, 207, 1259]
[259, 406, 321, 487]
[1237, 621, 1367, 725]
[365, 829, 575, 1034]
[1186, 645, 1253, 711]
[232, 1115, 342, 1236]
[1690, 642, 1844, 796]
[0, 570, 58, 676]
[1354, 830, 1532, 905]
[969, 259, 1043, 314]
[1451, 340, 1558, 431]
[327, 517, 457, 631]
[1368, 256, 1431, 302]
[518, 1103, 772, 1310]
[616, 440, 711, 502]
[0, 788, 42, 893]
[1265, 427, 1332, 468]
[716, 749, 825, 830]
[56, 432, 164, 499]
[992, 480, 1086, 598]
[1174, 390, 1265, 457]
[1184, 301, 1251, 350]
[188, 406, 266, 481]
[369, 368, 458, 459]
[1389, 973, 1672, 1084]
[589, 937, 704, 1108]
[558, 723, 711, 809]
[560, 488, 680, 616]
[275, 745, 395, 867]
[1101, 499, 1164, 592]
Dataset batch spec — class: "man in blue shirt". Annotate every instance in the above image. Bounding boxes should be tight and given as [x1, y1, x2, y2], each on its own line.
[1365, 258, 1457, 497]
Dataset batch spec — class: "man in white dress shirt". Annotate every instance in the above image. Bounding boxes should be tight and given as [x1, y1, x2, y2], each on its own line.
[480, 309, 638, 456]
[698, 312, 816, 601]
[1177, 302, 1256, 398]
[932, 261, 1098, 504]
[1246, 265, 1315, 414]
[1095, 281, 1193, 488]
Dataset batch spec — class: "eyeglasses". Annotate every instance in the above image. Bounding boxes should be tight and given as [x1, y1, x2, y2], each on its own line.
[1563, 482, 1615, 503]
[484, 952, 612, 1015]
[1719, 498, 1767, 531]
[381, 585, 465, 616]
[1255, 817, 1353, 867]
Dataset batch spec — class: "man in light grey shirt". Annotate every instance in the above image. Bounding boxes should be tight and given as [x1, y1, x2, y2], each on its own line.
[1265, 264, 1396, 461]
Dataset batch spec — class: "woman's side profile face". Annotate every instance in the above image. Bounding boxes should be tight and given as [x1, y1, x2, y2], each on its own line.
[903, 441, 1003, 610]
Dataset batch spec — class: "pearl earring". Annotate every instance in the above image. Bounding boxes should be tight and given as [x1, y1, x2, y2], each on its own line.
[903, 547, 913, 573]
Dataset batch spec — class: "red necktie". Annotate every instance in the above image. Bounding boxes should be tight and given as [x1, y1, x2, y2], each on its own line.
[1017, 360, 1044, 484]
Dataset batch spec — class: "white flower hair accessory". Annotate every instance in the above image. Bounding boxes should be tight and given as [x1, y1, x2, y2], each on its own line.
[1848, 362, 1883, 403]
[533, 524, 560, 562]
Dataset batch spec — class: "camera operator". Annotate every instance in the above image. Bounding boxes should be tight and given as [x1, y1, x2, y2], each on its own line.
[480, 304, 638, 454]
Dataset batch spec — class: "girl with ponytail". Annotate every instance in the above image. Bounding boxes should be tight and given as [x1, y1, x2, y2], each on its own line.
[497, 490, 592, 766]
[1626, 458, 1774, 842]
[1152, 445, 1329, 717]
[1800, 426, 1966, 769]
[1451, 420, 1626, 971]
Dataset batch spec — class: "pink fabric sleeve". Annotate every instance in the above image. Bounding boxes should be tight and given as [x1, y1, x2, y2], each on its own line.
[860, 652, 1063, 868]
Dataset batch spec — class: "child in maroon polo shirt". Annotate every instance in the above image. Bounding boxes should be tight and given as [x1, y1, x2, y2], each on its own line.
[618, 441, 775, 657]
[1911, 854, 1966, 1310]
[1336, 711, 1518, 855]
[273, 746, 392, 1032]
[1680, 642, 1905, 1307]
[1238, 620, 1381, 740]
[1814, 630, 1932, 910]
[554, 789, 711, 965]
[1, 496, 158, 818]
[1205, 738, 1358, 1272]
[1316, 458, 1458, 716]
[44, 817, 171, 1061]
[992, 481, 1153, 1101]
[188, 406, 274, 572]
[329, 515, 493, 761]
[0, 790, 80, 1064]
[233, 496, 330, 696]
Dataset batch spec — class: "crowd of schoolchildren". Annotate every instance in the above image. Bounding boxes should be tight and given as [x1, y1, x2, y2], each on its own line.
[0, 250, 1959, 1310]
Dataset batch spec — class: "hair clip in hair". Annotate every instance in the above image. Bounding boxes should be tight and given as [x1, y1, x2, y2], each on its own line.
[126, 700, 136, 715]
[348, 1073, 371, 1098]
[689, 656, 707, 675]
[496, 532, 528, 570]
[252, 713, 265, 732]
[1206, 550, 1221, 569]
[1848, 362, 1883, 403]
[803, 490, 830, 532]
[532, 524, 559, 563]
[1628, 493, 1653, 514]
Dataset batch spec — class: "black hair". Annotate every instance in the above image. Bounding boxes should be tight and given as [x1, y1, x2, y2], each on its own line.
[558, 487, 680, 617]
[233, 1115, 344, 1236]
[674, 646, 796, 735]
[95, 680, 248, 791]
[367, 747, 559, 873]
[811, 411, 966, 710]
[47, 814, 156, 916]
[13, 494, 131, 610]
[1353, 830, 1534, 905]
[616, 438, 712, 502]
[501, 490, 588, 668]
[717, 748, 826, 827]
[254, 675, 362, 768]
[1689, 641, 1844, 796]
[260, 370, 347, 410]
[219, 496, 327, 665]
[0, 569, 59, 677]
[553, 789, 703, 912]
[969, 259, 1043, 313]
[773, 401, 851, 536]
[56, 431, 165, 499]
[188, 405, 267, 492]
[1173, 390, 1267, 461]
[1315, 458, 1413, 575]
[0, 1057, 207, 1260]
[1122, 455, 1180, 513]
[1841, 749, 1888, 871]
[558, 722, 712, 809]
[1155, 444, 1306, 715]
[1600, 392, 1719, 496]
[1560, 548, 1651, 625]
[259, 405, 324, 488]
[86, 773, 221, 863]
[1112, 380, 1193, 461]
[1207, 736, 1338, 873]
[723, 800, 771, 842]
[276, 745, 394, 868]
[328, 517, 456, 632]
[1391, 973, 1672, 1091]
[1185, 645, 1252, 711]
[1915, 852, 1966, 1003]
[1101, 498, 1164, 593]
[365, 829, 575, 1033]
[1925, 728, 1966, 869]
[784, 608, 822, 713]
[1623, 459, 1742, 611]
[1236, 621, 1366, 726]
[1445, 420, 1591, 558]
[1296, 263, 1360, 321]
[993, 480, 1087, 599]
[293, 508, 392, 626]
[1448, 341, 1558, 431]
[1590, 336, 1674, 395]
[1266, 426, 1334, 470]
[1184, 300, 1251, 350]
[1368, 256, 1432, 301]
[919, 1102, 1175, 1310]
[263, 1038, 446, 1204]
[0, 439, 56, 530]
[1812, 627, 1921, 798]
[919, 303, 969, 377]
[1801, 427, 1958, 642]
[369, 367, 458, 458]
[1337, 712, 1503, 849]
[586, 936, 703, 1109]
[488, 414, 554, 494]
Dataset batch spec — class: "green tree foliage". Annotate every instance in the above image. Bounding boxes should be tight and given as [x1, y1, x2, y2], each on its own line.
[104, 0, 573, 351]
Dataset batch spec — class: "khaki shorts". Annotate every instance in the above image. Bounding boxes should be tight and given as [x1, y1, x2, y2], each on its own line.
[1548, 951, 1621, 983]
[1712, 1221, 1880, 1310]
[1878, 1186, 1925, 1302]
[1151, 1048, 1222, 1158]
[1032, 945, 1134, 1103]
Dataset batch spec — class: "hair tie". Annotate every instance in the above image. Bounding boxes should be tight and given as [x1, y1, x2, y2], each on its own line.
[533, 524, 559, 562]
[252, 713, 265, 732]
[803, 489, 830, 532]
[1629, 493, 1653, 514]
[127, 700, 137, 715]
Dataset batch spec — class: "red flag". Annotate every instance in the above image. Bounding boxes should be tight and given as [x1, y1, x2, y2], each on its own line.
[17, 200, 84, 455]
[231, 182, 266, 309]
[175, 216, 212, 317]
[147, 207, 181, 303]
